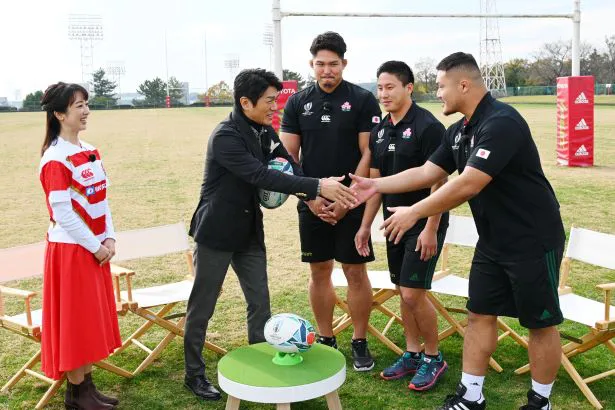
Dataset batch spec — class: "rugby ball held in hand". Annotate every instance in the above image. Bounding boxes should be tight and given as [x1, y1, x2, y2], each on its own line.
[259, 157, 294, 209]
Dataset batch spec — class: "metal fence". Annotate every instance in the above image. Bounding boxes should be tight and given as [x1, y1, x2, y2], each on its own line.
[507, 83, 613, 96]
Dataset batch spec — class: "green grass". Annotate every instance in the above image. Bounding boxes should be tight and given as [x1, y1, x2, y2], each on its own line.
[1, 104, 614, 409]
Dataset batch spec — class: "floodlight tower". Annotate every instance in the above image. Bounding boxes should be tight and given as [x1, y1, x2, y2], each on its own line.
[263, 24, 274, 71]
[479, 0, 506, 97]
[224, 55, 240, 83]
[68, 14, 103, 88]
[106, 62, 126, 102]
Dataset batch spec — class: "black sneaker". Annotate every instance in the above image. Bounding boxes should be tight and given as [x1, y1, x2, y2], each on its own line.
[519, 389, 551, 410]
[437, 383, 486, 410]
[316, 335, 338, 349]
[351, 338, 375, 371]
[408, 352, 448, 391]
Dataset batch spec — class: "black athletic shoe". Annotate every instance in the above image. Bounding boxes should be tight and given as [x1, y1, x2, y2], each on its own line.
[316, 335, 338, 349]
[519, 389, 551, 409]
[437, 383, 486, 410]
[351, 338, 375, 371]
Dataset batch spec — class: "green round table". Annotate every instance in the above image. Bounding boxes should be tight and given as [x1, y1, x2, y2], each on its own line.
[217, 342, 346, 409]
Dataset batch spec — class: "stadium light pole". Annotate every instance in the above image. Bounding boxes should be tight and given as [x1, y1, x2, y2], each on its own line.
[68, 14, 103, 88]
[165, 30, 170, 106]
[224, 56, 240, 84]
[106, 62, 126, 102]
[273, 0, 582, 77]
[204, 30, 209, 91]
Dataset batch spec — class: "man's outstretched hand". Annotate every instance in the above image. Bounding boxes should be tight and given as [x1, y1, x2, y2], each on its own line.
[348, 173, 377, 207]
[319, 176, 357, 209]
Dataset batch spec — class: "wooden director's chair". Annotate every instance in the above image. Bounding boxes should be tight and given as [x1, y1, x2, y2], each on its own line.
[514, 226, 615, 409]
[331, 214, 526, 372]
[110, 222, 226, 377]
[429, 215, 528, 372]
[331, 212, 403, 354]
[0, 241, 131, 409]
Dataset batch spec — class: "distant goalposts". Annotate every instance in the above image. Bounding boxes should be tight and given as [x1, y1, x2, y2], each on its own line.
[271, 0, 582, 79]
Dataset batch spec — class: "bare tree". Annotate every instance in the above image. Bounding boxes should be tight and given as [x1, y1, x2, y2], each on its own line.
[530, 40, 572, 85]
[413, 58, 437, 94]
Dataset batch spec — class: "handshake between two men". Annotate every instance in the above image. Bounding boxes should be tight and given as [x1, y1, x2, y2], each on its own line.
[309, 173, 416, 245]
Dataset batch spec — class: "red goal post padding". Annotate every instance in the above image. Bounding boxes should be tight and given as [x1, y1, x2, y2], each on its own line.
[556, 76, 594, 167]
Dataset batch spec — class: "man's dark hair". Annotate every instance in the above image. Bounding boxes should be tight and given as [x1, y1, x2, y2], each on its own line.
[436, 52, 480, 73]
[309, 31, 347, 58]
[233, 69, 282, 106]
[376, 61, 414, 86]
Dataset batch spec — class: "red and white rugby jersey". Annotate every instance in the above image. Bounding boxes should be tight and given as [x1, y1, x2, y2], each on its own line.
[39, 137, 115, 251]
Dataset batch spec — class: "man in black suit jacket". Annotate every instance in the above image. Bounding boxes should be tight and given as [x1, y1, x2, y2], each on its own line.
[184, 69, 356, 401]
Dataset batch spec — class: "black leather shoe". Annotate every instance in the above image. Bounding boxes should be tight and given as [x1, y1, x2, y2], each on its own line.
[184, 375, 222, 401]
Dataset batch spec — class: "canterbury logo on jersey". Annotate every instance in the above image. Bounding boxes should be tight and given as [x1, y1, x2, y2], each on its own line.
[321, 114, 331, 123]
[81, 169, 94, 179]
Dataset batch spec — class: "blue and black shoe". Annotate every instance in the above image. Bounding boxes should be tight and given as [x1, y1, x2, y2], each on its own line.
[408, 352, 448, 391]
[380, 351, 421, 380]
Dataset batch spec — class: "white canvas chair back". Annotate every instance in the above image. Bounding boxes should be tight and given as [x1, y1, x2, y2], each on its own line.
[565, 227, 615, 270]
[0, 241, 46, 283]
[110, 222, 227, 376]
[559, 226, 615, 328]
[113, 222, 190, 263]
[444, 215, 478, 247]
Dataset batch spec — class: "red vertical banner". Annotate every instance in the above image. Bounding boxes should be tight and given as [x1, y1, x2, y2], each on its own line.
[165, 95, 171, 108]
[272, 80, 298, 133]
[556, 76, 594, 167]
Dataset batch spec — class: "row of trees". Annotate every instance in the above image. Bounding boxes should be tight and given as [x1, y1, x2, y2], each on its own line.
[22, 69, 188, 109]
[505, 36, 615, 87]
[21, 35, 615, 109]
[196, 70, 308, 104]
[410, 36, 615, 95]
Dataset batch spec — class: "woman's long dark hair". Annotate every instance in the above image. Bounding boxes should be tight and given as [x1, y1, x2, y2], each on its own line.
[40, 82, 89, 156]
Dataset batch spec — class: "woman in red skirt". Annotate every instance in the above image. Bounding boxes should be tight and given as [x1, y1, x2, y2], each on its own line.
[39, 82, 122, 409]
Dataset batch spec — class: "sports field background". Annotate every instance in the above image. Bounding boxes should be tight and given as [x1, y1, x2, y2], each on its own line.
[0, 101, 614, 409]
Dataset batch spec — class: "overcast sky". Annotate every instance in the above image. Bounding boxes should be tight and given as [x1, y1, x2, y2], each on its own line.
[1, 0, 613, 99]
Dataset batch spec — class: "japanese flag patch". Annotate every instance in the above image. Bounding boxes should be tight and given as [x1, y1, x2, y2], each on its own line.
[372, 116, 381, 124]
[476, 148, 491, 159]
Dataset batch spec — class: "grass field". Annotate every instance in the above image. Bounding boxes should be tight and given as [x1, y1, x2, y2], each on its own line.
[0, 101, 614, 409]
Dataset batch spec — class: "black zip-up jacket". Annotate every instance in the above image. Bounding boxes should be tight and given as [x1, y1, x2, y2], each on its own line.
[189, 107, 319, 251]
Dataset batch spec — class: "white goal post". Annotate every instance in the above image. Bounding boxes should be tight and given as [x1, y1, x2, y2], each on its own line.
[272, 0, 581, 79]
